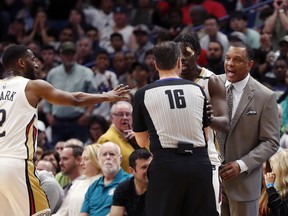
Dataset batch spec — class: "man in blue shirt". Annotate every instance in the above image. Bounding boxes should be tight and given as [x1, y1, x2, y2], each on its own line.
[80, 142, 131, 216]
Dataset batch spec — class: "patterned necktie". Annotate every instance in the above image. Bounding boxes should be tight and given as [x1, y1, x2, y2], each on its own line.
[216, 84, 234, 162]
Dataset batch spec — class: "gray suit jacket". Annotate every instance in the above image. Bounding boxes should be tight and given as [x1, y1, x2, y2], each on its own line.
[219, 74, 279, 201]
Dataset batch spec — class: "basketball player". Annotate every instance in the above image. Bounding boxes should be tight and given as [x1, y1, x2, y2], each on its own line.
[0, 44, 129, 216]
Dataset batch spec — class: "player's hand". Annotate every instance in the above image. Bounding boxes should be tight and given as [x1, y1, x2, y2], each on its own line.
[104, 84, 130, 102]
[219, 161, 240, 181]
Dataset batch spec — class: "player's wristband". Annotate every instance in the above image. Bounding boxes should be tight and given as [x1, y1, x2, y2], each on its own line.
[266, 183, 274, 188]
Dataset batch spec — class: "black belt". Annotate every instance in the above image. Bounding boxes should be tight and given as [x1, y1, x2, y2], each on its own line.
[152, 147, 207, 156]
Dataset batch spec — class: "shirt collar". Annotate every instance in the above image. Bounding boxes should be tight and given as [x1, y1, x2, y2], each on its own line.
[225, 73, 250, 93]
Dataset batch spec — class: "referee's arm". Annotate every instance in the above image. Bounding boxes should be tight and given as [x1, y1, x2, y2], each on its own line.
[134, 131, 150, 148]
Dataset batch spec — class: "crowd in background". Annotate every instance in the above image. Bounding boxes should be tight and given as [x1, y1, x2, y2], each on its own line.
[1, 0, 288, 215]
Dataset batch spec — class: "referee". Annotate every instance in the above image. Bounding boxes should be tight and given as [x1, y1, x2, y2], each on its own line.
[132, 41, 218, 216]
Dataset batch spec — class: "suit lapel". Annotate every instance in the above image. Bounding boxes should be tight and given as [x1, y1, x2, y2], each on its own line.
[230, 77, 255, 132]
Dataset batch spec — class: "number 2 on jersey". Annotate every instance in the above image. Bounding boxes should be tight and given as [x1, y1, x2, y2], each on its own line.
[165, 89, 186, 109]
[0, 109, 6, 137]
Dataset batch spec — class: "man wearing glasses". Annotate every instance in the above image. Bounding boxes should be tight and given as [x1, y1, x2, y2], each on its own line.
[98, 101, 141, 172]
[80, 142, 131, 216]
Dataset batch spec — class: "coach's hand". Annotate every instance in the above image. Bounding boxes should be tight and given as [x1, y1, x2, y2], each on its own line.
[219, 161, 240, 181]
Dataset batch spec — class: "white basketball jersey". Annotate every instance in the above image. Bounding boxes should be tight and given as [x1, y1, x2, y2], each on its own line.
[195, 68, 221, 166]
[0, 76, 37, 160]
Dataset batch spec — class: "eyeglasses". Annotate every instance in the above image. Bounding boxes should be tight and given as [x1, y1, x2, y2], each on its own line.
[99, 152, 119, 158]
[112, 112, 132, 118]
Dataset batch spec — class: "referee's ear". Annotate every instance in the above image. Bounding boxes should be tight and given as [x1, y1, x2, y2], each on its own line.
[154, 60, 159, 71]
[177, 58, 182, 72]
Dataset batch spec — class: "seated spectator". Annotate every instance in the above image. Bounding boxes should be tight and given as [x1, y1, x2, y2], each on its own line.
[53, 144, 103, 216]
[110, 149, 152, 216]
[41, 149, 61, 174]
[133, 24, 154, 63]
[22, 8, 57, 47]
[200, 15, 229, 56]
[76, 37, 94, 67]
[264, 149, 288, 215]
[100, 4, 137, 53]
[167, 9, 187, 39]
[80, 142, 131, 216]
[205, 40, 225, 75]
[181, 0, 227, 25]
[278, 35, 288, 60]
[37, 170, 64, 214]
[97, 101, 141, 172]
[59, 145, 84, 195]
[67, 8, 91, 41]
[263, 0, 288, 50]
[37, 159, 57, 175]
[83, 0, 115, 31]
[85, 115, 110, 145]
[91, 49, 119, 120]
[130, 62, 150, 95]
[229, 10, 260, 49]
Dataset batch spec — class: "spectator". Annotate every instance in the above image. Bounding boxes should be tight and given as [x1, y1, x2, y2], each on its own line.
[91, 49, 119, 120]
[133, 24, 154, 63]
[37, 120, 53, 150]
[130, 0, 154, 27]
[200, 15, 229, 57]
[98, 101, 140, 172]
[55, 141, 65, 155]
[7, 17, 26, 44]
[181, 0, 227, 25]
[41, 149, 61, 174]
[37, 159, 56, 175]
[229, 10, 261, 49]
[37, 170, 64, 214]
[263, 0, 288, 50]
[85, 26, 101, 56]
[80, 142, 131, 216]
[40, 45, 59, 77]
[205, 40, 225, 75]
[68, 8, 91, 41]
[54, 144, 103, 216]
[112, 51, 131, 86]
[22, 8, 57, 47]
[59, 145, 84, 196]
[167, 9, 186, 39]
[85, 115, 110, 145]
[100, 4, 137, 52]
[278, 35, 288, 60]
[75, 36, 94, 67]
[42, 41, 95, 145]
[130, 62, 150, 95]
[83, 0, 115, 32]
[264, 149, 288, 215]
[110, 149, 152, 216]
[143, 49, 159, 83]
[217, 41, 279, 216]
[109, 32, 128, 55]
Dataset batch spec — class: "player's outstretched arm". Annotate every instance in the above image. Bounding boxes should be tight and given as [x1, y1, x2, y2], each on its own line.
[26, 79, 130, 107]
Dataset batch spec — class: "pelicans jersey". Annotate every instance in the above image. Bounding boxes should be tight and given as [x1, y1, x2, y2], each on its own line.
[0, 76, 50, 216]
[195, 68, 221, 166]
